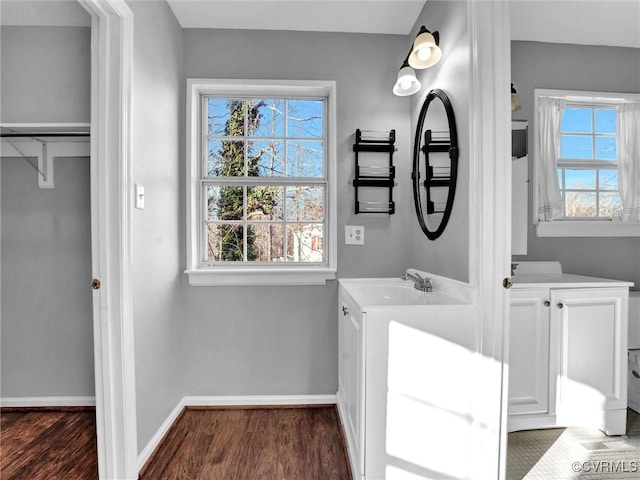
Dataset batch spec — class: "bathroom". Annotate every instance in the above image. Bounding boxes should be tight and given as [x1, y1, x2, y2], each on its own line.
[1, 1, 638, 479]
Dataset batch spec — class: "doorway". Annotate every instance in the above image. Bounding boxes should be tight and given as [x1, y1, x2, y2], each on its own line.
[0, 10, 98, 476]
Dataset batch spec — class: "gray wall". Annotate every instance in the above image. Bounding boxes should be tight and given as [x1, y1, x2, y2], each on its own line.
[0, 26, 93, 398]
[408, 0, 471, 283]
[181, 29, 412, 397]
[128, 1, 187, 453]
[0, 26, 90, 123]
[511, 41, 640, 289]
[1, 157, 94, 397]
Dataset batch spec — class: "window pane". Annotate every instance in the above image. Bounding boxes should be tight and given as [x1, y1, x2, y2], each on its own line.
[286, 186, 324, 221]
[598, 169, 618, 190]
[599, 193, 622, 217]
[207, 223, 244, 261]
[247, 186, 284, 221]
[206, 185, 243, 221]
[561, 135, 593, 159]
[287, 140, 324, 177]
[561, 108, 592, 133]
[564, 192, 596, 217]
[248, 224, 284, 262]
[207, 98, 244, 137]
[287, 100, 323, 138]
[249, 99, 285, 137]
[248, 140, 284, 177]
[287, 224, 324, 262]
[207, 140, 245, 177]
[595, 135, 616, 160]
[557, 169, 564, 188]
[595, 109, 616, 134]
[565, 169, 596, 189]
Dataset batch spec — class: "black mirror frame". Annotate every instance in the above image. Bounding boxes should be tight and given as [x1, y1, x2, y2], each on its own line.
[411, 88, 459, 241]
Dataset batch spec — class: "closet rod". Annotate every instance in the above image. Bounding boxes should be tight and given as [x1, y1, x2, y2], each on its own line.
[1, 132, 90, 138]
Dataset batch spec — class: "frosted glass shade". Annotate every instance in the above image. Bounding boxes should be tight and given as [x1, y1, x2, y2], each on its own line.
[408, 30, 442, 69]
[393, 66, 421, 96]
[511, 93, 522, 112]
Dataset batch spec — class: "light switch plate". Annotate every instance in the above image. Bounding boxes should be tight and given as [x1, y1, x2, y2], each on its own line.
[345, 225, 364, 245]
[135, 184, 144, 209]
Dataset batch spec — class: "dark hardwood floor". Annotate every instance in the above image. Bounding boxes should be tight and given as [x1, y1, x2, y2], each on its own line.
[1, 405, 351, 480]
[141, 405, 352, 480]
[0, 408, 98, 480]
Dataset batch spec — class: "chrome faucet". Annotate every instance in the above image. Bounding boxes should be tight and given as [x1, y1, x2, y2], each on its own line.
[401, 272, 433, 292]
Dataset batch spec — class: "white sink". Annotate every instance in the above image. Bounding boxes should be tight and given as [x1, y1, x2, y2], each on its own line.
[339, 277, 467, 307]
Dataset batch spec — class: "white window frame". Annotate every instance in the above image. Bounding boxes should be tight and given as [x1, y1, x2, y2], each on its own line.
[533, 89, 640, 238]
[185, 79, 337, 286]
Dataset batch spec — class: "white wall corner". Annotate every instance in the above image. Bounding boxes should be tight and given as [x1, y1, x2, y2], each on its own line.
[137, 397, 186, 471]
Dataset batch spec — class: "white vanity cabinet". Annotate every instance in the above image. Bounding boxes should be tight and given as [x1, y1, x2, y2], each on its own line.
[337, 276, 477, 480]
[508, 280, 631, 435]
[337, 291, 365, 477]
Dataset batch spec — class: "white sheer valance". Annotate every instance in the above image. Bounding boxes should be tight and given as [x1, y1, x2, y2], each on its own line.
[535, 96, 564, 221]
[617, 103, 640, 222]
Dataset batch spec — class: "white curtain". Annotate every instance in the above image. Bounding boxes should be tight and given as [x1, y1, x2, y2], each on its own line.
[536, 96, 565, 221]
[617, 103, 640, 222]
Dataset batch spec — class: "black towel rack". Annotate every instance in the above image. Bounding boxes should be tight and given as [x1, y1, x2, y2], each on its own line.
[352, 129, 396, 214]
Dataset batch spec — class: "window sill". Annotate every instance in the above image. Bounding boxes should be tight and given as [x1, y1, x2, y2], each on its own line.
[185, 267, 336, 286]
[536, 221, 640, 238]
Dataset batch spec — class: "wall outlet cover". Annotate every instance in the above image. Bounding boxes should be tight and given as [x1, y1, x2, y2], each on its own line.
[345, 225, 364, 245]
[135, 183, 144, 209]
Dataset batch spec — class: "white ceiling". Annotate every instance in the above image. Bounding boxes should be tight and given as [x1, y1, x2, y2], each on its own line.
[1, 0, 638, 49]
[166, 0, 426, 35]
[509, 1, 640, 49]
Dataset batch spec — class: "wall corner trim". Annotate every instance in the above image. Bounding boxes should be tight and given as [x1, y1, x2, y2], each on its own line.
[137, 394, 337, 472]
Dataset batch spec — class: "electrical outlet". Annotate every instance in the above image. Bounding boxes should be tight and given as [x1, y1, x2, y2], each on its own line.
[345, 225, 364, 245]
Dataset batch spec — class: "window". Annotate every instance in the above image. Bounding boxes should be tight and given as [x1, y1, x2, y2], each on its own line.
[186, 80, 337, 286]
[534, 89, 640, 237]
[557, 106, 621, 218]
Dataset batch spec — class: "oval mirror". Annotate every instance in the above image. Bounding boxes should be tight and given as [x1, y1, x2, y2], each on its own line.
[411, 88, 459, 240]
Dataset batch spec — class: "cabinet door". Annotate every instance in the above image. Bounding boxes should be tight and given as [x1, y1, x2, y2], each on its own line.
[508, 288, 550, 415]
[339, 298, 364, 475]
[551, 288, 628, 422]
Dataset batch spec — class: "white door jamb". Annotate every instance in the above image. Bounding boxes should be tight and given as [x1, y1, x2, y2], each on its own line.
[78, 1, 138, 478]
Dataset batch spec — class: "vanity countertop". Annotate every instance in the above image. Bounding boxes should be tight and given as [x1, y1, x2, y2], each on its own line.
[511, 261, 634, 289]
[512, 273, 634, 289]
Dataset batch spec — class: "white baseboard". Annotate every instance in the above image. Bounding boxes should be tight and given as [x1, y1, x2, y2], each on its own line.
[183, 394, 337, 407]
[0, 396, 96, 408]
[137, 394, 337, 471]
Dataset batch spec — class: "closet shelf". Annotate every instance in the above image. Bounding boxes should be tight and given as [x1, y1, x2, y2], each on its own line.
[1, 123, 90, 189]
[0, 123, 90, 139]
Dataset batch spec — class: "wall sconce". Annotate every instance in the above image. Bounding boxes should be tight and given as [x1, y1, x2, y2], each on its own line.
[511, 83, 522, 112]
[393, 59, 421, 96]
[393, 26, 441, 96]
[408, 26, 442, 69]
